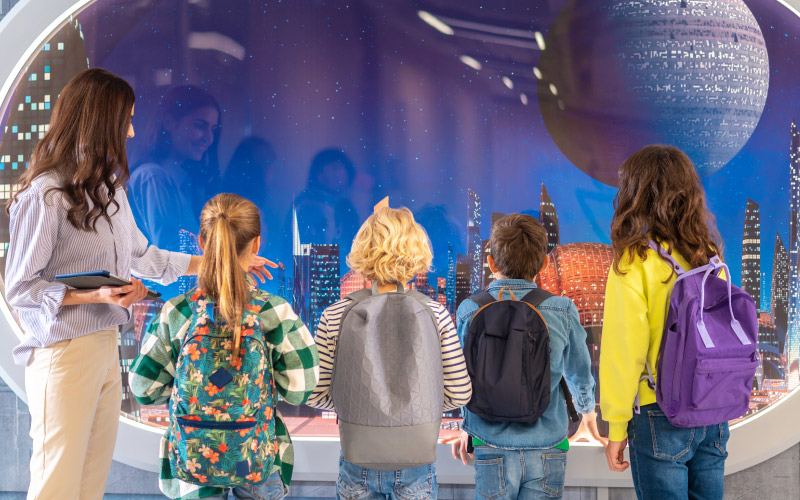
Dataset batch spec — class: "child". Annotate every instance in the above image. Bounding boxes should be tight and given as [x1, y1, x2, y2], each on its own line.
[307, 206, 472, 499]
[600, 145, 729, 499]
[130, 193, 319, 500]
[452, 213, 596, 500]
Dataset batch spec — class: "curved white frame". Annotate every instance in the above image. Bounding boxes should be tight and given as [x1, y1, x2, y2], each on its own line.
[3, 0, 800, 485]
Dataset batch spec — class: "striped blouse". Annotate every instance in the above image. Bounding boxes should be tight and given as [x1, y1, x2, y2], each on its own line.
[5, 172, 191, 366]
[307, 295, 472, 412]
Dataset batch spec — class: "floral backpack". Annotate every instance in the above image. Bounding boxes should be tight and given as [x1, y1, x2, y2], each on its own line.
[168, 289, 277, 487]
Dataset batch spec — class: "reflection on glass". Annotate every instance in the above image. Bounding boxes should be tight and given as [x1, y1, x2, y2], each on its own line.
[1, 0, 799, 446]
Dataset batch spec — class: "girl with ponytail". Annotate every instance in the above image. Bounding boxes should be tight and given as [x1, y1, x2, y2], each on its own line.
[131, 194, 319, 500]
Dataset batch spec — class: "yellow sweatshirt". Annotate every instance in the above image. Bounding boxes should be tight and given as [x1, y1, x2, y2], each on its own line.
[599, 243, 693, 442]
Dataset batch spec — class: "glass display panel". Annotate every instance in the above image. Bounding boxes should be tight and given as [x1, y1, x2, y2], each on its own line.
[1, 0, 800, 446]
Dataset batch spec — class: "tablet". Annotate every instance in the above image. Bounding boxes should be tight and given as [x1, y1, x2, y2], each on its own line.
[54, 270, 161, 300]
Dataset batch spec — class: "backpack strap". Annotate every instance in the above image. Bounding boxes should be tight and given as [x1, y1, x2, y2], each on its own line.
[647, 240, 687, 275]
[520, 288, 553, 308]
[559, 378, 580, 423]
[468, 290, 496, 309]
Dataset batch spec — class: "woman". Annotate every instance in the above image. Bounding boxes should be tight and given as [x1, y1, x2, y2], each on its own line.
[4, 68, 272, 500]
[600, 145, 729, 499]
[128, 85, 222, 252]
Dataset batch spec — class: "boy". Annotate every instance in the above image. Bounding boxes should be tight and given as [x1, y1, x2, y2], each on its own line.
[452, 213, 595, 500]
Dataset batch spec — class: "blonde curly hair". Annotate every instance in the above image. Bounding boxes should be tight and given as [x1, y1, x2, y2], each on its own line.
[347, 207, 433, 284]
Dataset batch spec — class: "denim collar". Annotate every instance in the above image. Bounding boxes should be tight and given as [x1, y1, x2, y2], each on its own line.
[487, 278, 537, 290]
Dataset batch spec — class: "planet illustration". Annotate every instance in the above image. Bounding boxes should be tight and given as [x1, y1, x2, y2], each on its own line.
[537, 0, 769, 187]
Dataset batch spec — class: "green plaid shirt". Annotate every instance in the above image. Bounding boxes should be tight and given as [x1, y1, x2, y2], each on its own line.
[130, 286, 319, 499]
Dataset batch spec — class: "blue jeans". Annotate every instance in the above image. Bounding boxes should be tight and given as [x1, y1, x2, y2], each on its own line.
[203, 469, 285, 500]
[628, 404, 729, 500]
[472, 446, 567, 500]
[336, 456, 438, 500]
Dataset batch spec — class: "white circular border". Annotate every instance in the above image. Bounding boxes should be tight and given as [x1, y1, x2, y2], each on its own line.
[3, 0, 800, 485]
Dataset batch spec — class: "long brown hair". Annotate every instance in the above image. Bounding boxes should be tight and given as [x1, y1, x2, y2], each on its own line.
[610, 145, 723, 276]
[6, 68, 136, 231]
[199, 194, 261, 358]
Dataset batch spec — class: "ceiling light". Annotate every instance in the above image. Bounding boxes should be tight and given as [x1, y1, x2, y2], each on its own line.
[188, 32, 246, 60]
[535, 31, 546, 50]
[459, 55, 482, 70]
[533, 66, 542, 79]
[502, 76, 514, 89]
[520, 93, 529, 105]
[417, 11, 454, 35]
[549, 83, 558, 95]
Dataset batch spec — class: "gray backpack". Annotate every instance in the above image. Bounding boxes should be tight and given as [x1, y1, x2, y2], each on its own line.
[331, 282, 443, 470]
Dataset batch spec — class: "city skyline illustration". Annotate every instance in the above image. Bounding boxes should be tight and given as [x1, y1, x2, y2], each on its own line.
[1, 0, 799, 437]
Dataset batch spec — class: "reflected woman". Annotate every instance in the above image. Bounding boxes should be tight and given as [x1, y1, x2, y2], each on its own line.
[128, 85, 222, 252]
[222, 136, 278, 254]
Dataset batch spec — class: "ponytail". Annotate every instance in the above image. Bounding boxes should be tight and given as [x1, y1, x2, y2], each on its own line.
[198, 194, 261, 360]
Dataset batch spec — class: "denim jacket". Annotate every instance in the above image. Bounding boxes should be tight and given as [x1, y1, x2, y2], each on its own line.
[456, 279, 596, 449]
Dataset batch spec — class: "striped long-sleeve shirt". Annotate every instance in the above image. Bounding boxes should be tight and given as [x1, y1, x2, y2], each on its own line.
[306, 296, 472, 412]
[5, 172, 191, 365]
[129, 286, 319, 499]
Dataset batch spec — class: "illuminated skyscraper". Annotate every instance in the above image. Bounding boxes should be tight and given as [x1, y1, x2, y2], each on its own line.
[414, 272, 435, 299]
[772, 233, 790, 353]
[446, 244, 456, 313]
[539, 184, 560, 252]
[467, 189, 482, 293]
[177, 229, 201, 294]
[482, 239, 492, 288]
[741, 199, 761, 310]
[787, 119, 800, 387]
[292, 207, 312, 326]
[308, 244, 340, 333]
[437, 277, 447, 309]
[0, 18, 88, 274]
[340, 269, 371, 298]
[482, 212, 508, 289]
[758, 311, 782, 382]
[455, 254, 472, 309]
[277, 262, 287, 301]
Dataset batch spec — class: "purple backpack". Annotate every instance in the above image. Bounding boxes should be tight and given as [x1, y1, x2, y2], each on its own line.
[638, 240, 758, 428]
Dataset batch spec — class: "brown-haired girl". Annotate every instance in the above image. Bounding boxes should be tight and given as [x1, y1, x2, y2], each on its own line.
[130, 194, 319, 500]
[599, 145, 729, 499]
[4, 68, 271, 499]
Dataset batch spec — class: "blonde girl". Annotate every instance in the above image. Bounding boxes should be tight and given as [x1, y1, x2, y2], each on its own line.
[307, 206, 472, 500]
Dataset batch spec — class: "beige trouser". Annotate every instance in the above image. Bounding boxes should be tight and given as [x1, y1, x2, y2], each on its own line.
[25, 328, 121, 500]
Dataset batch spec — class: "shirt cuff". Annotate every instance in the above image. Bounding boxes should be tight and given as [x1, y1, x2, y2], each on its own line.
[608, 421, 629, 442]
[576, 391, 596, 414]
[41, 282, 68, 322]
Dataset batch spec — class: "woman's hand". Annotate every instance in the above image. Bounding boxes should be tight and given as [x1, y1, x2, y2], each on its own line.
[96, 277, 149, 307]
[605, 439, 630, 472]
[248, 256, 278, 283]
[63, 278, 149, 307]
[451, 430, 473, 466]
